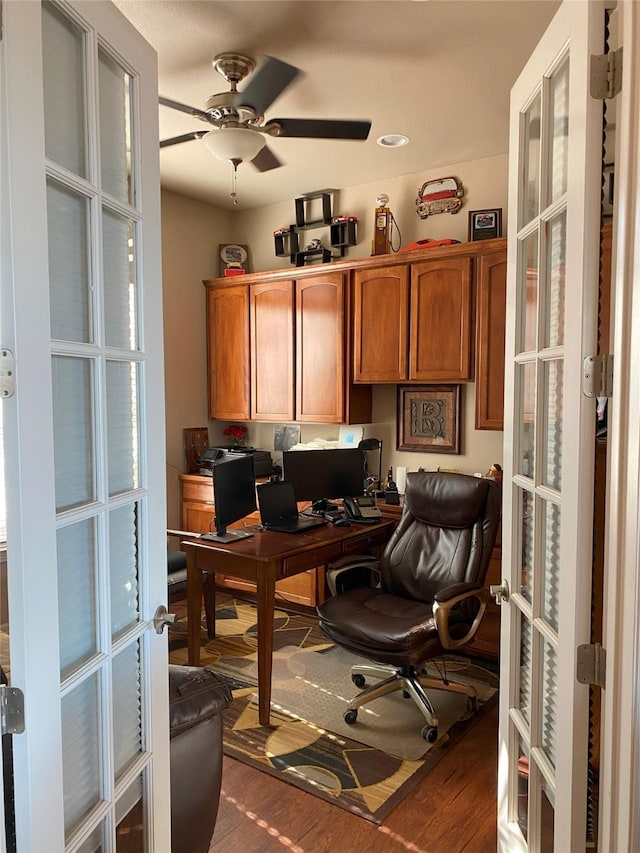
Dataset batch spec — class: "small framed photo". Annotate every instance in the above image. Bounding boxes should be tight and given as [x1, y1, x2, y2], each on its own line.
[468, 208, 502, 242]
[397, 385, 461, 454]
[219, 243, 249, 276]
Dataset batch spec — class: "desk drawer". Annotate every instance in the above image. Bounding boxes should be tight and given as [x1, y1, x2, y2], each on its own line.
[282, 544, 337, 575]
[343, 529, 389, 554]
[182, 479, 214, 503]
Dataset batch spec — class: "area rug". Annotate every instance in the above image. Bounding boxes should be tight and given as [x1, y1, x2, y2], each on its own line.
[169, 597, 498, 823]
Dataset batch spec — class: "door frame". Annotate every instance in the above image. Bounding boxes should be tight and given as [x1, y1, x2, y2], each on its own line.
[599, 1, 640, 849]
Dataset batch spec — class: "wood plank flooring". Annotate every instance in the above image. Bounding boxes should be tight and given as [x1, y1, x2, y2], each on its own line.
[209, 703, 498, 853]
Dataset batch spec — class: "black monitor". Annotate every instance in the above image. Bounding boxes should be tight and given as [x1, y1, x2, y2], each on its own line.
[282, 448, 365, 513]
[201, 454, 256, 543]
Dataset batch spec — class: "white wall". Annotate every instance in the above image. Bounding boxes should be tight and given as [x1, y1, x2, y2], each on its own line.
[232, 153, 509, 272]
[161, 190, 233, 525]
[162, 154, 508, 524]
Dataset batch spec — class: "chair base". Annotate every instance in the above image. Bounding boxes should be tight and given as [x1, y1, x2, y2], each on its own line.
[346, 662, 480, 740]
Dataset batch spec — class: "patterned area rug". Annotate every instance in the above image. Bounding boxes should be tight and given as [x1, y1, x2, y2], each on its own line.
[169, 597, 498, 823]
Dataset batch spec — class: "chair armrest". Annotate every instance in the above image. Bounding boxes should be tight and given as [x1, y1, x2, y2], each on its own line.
[432, 583, 488, 650]
[325, 555, 381, 596]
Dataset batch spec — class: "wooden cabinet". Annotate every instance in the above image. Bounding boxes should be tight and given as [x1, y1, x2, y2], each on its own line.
[207, 284, 250, 420]
[296, 271, 346, 423]
[205, 237, 506, 429]
[206, 271, 371, 425]
[410, 256, 474, 381]
[179, 473, 324, 607]
[250, 279, 295, 421]
[475, 250, 507, 429]
[353, 264, 409, 382]
[353, 243, 496, 385]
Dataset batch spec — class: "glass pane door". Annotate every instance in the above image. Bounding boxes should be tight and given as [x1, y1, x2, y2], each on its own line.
[499, 2, 605, 850]
[1, 1, 169, 849]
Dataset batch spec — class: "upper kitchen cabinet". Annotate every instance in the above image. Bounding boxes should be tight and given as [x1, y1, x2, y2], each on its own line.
[352, 240, 507, 430]
[205, 269, 371, 425]
[206, 283, 250, 420]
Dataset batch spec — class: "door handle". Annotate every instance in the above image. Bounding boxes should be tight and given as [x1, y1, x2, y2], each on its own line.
[154, 605, 177, 634]
[489, 580, 510, 605]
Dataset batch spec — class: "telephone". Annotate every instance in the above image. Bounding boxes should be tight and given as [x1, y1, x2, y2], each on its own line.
[343, 495, 382, 522]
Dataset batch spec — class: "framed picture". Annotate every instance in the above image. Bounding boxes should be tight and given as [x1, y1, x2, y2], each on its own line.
[183, 427, 210, 473]
[468, 208, 502, 241]
[219, 243, 249, 276]
[397, 385, 461, 454]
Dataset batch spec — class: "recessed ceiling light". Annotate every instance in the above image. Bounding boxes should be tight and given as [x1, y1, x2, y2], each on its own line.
[377, 134, 409, 148]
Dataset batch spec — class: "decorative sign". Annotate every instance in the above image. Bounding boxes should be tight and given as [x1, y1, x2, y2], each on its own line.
[397, 385, 461, 454]
[415, 176, 464, 219]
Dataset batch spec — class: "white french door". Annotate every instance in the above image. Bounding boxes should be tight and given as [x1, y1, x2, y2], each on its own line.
[498, 1, 605, 850]
[1, 2, 169, 851]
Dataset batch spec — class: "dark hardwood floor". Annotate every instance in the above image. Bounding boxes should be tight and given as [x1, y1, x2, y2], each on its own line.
[208, 703, 498, 853]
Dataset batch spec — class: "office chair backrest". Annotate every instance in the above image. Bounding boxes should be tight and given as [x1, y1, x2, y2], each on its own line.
[380, 472, 501, 604]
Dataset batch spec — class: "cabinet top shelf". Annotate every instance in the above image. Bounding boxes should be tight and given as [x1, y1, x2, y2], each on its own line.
[204, 236, 507, 288]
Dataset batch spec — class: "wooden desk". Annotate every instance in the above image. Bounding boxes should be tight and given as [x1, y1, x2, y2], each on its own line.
[184, 517, 395, 725]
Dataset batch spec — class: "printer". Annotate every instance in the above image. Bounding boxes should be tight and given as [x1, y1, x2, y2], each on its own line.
[196, 446, 274, 478]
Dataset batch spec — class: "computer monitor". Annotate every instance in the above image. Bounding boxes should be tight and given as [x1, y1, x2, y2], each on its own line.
[202, 454, 256, 543]
[282, 448, 365, 513]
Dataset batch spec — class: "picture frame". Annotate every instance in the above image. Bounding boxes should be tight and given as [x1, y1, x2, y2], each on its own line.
[468, 208, 502, 241]
[397, 385, 461, 454]
[219, 243, 249, 276]
[183, 427, 210, 473]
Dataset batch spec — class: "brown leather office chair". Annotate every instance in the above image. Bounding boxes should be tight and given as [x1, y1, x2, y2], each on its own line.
[317, 471, 501, 742]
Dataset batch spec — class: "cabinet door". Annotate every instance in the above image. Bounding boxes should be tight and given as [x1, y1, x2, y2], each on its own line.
[296, 272, 345, 422]
[353, 264, 409, 382]
[475, 250, 507, 429]
[250, 280, 295, 420]
[207, 284, 250, 419]
[410, 257, 474, 381]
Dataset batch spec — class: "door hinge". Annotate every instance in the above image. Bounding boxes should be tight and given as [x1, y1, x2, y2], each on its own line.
[590, 48, 623, 100]
[583, 354, 613, 398]
[1, 348, 16, 398]
[577, 643, 606, 689]
[0, 685, 25, 735]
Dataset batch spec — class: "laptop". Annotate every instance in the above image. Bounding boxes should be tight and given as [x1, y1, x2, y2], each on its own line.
[257, 481, 327, 534]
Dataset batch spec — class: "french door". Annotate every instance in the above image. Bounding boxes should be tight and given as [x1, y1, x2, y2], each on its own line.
[498, 1, 605, 850]
[1, 2, 169, 850]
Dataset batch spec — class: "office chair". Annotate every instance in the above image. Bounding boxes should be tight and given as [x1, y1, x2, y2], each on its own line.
[168, 536, 216, 639]
[317, 471, 501, 742]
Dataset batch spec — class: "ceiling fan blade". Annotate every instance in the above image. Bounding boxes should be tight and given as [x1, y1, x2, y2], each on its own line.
[160, 131, 207, 149]
[251, 144, 282, 172]
[159, 96, 213, 123]
[234, 56, 300, 115]
[270, 118, 372, 140]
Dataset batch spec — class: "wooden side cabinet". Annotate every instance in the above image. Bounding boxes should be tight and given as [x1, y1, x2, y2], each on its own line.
[206, 284, 250, 420]
[250, 280, 295, 421]
[178, 473, 325, 607]
[475, 250, 507, 430]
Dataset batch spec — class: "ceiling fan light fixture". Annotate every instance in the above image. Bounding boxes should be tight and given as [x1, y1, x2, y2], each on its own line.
[377, 133, 409, 148]
[202, 127, 266, 164]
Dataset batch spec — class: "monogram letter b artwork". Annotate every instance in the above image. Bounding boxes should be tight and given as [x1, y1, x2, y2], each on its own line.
[397, 385, 461, 454]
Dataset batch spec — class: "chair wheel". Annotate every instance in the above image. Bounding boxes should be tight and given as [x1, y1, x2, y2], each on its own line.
[344, 708, 358, 725]
[422, 725, 438, 743]
[351, 673, 366, 688]
[467, 696, 478, 713]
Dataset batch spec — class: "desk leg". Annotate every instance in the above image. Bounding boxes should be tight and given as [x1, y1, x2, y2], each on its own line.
[256, 567, 276, 726]
[186, 546, 202, 666]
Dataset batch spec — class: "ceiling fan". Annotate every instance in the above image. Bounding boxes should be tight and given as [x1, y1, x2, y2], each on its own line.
[159, 52, 372, 203]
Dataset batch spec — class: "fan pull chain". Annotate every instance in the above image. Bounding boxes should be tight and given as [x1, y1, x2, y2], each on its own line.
[230, 158, 241, 205]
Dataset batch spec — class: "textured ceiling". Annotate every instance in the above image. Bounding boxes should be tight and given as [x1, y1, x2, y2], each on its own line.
[113, 0, 560, 211]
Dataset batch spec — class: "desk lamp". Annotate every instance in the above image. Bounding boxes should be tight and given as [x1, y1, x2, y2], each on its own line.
[358, 438, 383, 496]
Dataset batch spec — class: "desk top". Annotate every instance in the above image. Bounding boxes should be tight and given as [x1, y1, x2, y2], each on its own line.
[180, 516, 395, 564]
